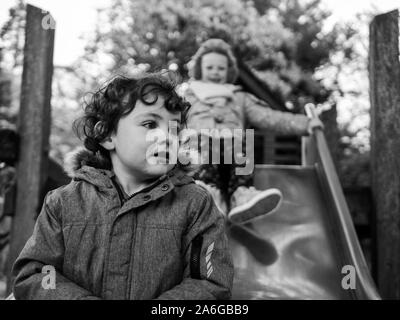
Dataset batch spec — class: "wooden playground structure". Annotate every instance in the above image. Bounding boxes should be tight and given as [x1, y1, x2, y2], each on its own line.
[0, 5, 399, 299]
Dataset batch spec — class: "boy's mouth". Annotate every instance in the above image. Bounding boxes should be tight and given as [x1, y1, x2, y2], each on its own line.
[153, 150, 169, 159]
[152, 150, 172, 164]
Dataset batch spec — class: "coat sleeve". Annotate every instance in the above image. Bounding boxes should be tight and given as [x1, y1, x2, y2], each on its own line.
[241, 91, 310, 136]
[11, 193, 101, 300]
[181, 86, 202, 115]
[156, 189, 234, 300]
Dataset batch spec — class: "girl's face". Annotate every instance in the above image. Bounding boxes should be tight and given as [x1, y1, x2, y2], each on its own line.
[200, 52, 228, 84]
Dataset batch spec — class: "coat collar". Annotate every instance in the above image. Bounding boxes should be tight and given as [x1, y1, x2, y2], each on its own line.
[114, 168, 193, 212]
[64, 148, 194, 209]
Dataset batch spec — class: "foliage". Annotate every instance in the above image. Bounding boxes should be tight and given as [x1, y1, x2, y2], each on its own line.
[338, 130, 371, 187]
[0, 0, 25, 71]
[0, 0, 25, 124]
[77, 0, 361, 111]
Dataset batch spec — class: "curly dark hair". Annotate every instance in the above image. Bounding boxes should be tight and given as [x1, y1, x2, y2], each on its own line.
[73, 72, 191, 158]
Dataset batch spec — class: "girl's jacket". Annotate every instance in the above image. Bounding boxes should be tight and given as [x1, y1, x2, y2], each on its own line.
[180, 80, 310, 136]
[11, 149, 234, 300]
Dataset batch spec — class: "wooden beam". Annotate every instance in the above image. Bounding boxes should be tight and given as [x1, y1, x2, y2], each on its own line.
[369, 10, 400, 299]
[5, 5, 54, 289]
[236, 58, 286, 111]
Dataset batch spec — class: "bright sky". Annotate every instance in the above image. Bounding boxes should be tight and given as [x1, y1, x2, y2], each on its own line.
[322, 0, 399, 19]
[0, 0, 110, 66]
[1, 0, 399, 66]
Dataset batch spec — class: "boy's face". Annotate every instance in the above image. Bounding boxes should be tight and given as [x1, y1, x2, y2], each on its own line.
[104, 95, 181, 182]
[201, 52, 228, 84]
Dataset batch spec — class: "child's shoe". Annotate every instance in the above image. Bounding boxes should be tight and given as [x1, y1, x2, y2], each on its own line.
[195, 180, 228, 215]
[228, 187, 282, 224]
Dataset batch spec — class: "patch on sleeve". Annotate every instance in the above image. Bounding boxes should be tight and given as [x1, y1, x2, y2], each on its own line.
[190, 235, 203, 279]
[206, 242, 215, 278]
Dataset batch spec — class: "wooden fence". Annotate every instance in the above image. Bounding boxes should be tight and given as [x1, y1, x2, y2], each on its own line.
[369, 9, 400, 299]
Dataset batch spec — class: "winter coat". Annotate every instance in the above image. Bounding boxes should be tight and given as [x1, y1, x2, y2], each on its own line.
[180, 80, 310, 136]
[11, 149, 234, 300]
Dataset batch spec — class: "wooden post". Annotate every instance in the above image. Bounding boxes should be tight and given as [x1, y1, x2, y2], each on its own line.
[5, 5, 54, 290]
[369, 10, 400, 299]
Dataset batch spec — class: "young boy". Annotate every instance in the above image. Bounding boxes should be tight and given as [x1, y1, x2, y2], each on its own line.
[11, 73, 234, 300]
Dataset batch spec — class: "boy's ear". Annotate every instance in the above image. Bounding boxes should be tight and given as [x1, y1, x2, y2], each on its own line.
[100, 137, 115, 151]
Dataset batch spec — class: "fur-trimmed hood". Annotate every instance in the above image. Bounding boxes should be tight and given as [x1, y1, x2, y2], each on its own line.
[63, 148, 114, 188]
[64, 148, 112, 178]
[63, 147, 199, 188]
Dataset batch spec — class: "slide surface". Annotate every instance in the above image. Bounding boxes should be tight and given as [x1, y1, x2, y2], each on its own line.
[229, 165, 374, 299]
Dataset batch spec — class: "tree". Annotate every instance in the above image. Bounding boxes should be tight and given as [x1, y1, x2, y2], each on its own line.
[0, 0, 25, 124]
[0, 0, 25, 71]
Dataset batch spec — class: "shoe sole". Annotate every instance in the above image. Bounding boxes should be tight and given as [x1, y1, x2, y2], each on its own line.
[228, 188, 282, 224]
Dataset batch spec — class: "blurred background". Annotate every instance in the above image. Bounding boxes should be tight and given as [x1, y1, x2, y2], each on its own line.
[2, 0, 398, 181]
[0, 0, 399, 299]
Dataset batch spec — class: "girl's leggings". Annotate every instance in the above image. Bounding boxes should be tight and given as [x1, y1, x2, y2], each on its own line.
[192, 136, 253, 206]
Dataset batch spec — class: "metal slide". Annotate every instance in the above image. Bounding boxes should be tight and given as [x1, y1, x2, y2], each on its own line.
[229, 107, 380, 300]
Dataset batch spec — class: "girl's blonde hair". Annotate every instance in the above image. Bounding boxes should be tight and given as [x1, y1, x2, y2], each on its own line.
[188, 38, 239, 84]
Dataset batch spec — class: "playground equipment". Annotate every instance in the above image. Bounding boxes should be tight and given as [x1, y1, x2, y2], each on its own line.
[229, 105, 380, 299]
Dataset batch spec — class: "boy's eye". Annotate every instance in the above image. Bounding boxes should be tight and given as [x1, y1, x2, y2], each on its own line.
[142, 121, 157, 129]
